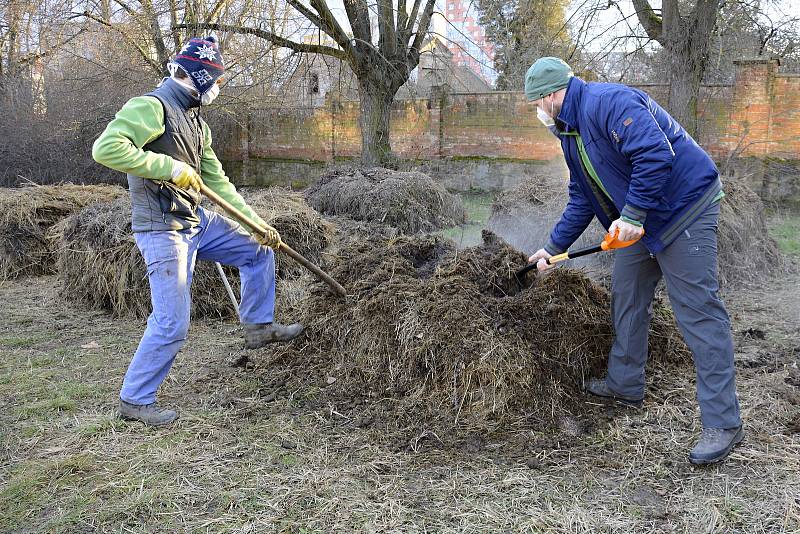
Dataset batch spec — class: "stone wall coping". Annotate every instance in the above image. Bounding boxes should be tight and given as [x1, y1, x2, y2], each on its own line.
[733, 57, 781, 66]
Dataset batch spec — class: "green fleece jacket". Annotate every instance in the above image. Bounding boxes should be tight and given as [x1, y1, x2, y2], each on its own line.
[92, 96, 266, 228]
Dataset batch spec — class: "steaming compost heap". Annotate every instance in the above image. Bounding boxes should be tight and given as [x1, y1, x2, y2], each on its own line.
[487, 175, 784, 288]
[305, 167, 466, 234]
[0, 184, 126, 279]
[260, 231, 690, 425]
[488, 175, 609, 277]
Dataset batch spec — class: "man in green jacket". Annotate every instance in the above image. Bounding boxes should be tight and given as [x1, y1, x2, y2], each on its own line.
[93, 36, 302, 426]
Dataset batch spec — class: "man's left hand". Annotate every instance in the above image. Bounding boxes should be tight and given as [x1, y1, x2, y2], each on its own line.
[255, 223, 282, 249]
[609, 218, 644, 242]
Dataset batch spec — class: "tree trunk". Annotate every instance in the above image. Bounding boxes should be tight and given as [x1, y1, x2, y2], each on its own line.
[631, 0, 720, 139]
[358, 78, 395, 166]
[665, 41, 704, 136]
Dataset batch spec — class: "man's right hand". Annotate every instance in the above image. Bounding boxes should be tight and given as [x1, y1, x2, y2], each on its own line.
[171, 162, 202, 191]
[528, 248, 555, 272]
[255, 224, 282, 249]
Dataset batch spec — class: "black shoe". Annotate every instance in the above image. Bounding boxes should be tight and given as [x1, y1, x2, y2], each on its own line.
[584, 377, 644, 408]
[118, 399, 178, 426]
[689, 426, 744, 465]
[243, 322, 304, 349]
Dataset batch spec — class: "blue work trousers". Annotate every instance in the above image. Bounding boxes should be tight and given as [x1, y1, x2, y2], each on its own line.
[606, 203, 742, 429]
[120, 207, 275, 405]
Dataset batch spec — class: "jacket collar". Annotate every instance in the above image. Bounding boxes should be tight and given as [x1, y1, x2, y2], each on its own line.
[557, 76, 586, 133]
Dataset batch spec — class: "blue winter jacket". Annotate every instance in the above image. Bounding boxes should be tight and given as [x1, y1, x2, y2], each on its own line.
[545, 77, 723, 255]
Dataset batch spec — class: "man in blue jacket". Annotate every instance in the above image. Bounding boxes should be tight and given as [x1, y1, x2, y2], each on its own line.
[524, 57, 743, 464]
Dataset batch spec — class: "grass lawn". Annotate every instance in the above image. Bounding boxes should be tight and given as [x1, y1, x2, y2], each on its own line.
[769, 210, 800, 258]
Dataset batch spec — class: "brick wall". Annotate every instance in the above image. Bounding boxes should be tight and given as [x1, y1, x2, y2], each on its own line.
[217, 58, 799, 168]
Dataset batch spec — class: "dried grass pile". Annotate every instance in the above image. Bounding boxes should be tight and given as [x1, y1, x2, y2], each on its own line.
[717, 178, 784, 287]
[0, 184, 125, 279]
[261, 231, 689, 426]
[50, 196, 237, 318]
[487, 176, 610, 278]
[237, 187, 334, 278]
[52, 187, 329, 319]
[304, 167, 466, 234]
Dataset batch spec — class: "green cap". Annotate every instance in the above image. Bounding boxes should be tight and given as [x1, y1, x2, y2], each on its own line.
[524, 57, 574, 101]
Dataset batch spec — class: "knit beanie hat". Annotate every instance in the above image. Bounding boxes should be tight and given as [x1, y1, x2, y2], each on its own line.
[173, 36, 225, 95]
[524, 57, 573, 101]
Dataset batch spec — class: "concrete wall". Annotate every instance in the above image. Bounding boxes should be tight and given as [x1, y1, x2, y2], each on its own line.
[217, 59, 800, 199]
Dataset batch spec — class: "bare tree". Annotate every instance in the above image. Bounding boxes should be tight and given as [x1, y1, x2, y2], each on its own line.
[476, 0, 573, 90]
[630, 0, 721, 136]
[182, 0, 438, 165]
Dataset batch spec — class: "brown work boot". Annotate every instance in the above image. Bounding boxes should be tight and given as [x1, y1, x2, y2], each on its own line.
[118, 399, 178, 426]
[243, 322, 304, 349]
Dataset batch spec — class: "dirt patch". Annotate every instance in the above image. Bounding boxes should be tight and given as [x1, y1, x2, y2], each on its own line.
[257, 230, 690, 428]
[304, 167, 466, 234]
[0, 184, 126, 279]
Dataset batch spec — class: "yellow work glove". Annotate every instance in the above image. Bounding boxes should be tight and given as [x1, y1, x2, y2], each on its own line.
[170, 161, 203, 191]
[255, 224, 282, 249]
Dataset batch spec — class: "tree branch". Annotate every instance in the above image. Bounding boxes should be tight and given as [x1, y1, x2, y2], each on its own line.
[397, 0, 408, 46]
[307, 0, 353, 52]
[15, 28, 88, 67]
[631, 0, 664, 43]
[205, 0, 229, 24]
[172, 22, 349, 60]
[80, 11, 163, 74]
[343, 0, 372, 48]
[377, 0, 397, 56]
[141, 0, 170, 71]
[410, 0, 436, 53]
[403, 0, 424, 44]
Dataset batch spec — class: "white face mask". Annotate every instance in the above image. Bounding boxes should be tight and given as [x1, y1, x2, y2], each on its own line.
[537, 97, 559, 136]
[201, 82, 220, 105]
[537, 105, 554, 128]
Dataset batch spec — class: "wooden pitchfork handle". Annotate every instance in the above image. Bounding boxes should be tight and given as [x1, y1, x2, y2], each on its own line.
[199, 184, 347, 298]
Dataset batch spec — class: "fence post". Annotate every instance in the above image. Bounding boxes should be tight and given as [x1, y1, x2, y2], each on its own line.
[429, 83, 450, 158]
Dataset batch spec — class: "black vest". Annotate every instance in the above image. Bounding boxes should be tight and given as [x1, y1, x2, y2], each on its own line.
[127, 78, 205, 232]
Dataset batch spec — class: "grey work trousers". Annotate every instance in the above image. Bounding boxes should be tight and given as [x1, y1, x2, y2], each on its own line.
[606, 203, 742, 429]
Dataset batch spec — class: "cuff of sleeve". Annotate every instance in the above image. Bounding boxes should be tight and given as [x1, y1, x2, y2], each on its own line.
[544, 241, 565, 255]
[170, 160, 183, 180]
[620, 203, 647, 225]
[620, 216, 643, 227]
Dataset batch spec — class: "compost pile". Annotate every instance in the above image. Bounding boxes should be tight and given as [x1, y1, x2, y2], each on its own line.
[52, 188, 330, 318]
[236, 187, 334, 278]
[305, 167, 466, 234]
[261, 231, 689, 426]
[717, 177, 784, 287]
[487, 175, 610, 277]
[0, 184, 125, 279]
